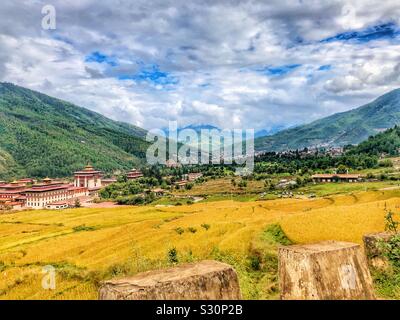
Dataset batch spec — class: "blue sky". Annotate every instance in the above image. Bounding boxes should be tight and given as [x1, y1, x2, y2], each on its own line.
[1, 0, 400, 132]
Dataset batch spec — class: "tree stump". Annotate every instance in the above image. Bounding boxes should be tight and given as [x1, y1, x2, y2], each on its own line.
[279, 241, 375, 300]
[98, 260, 241, 300]
[363, 232, 394, 269]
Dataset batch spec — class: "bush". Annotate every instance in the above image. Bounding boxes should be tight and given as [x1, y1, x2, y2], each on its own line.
[379, 234, 400, 269]
[73, 224, 96, 232]
[249, 255, 261, 271]
[238, 180, 248, 188]
[201, 223, 210, 231]
[187, 227, 197, 233]
[379, 159, 393, 168]
[174, 227, 184, 235]
[185, 183, 194, 190]
[167, 248, 179, 264]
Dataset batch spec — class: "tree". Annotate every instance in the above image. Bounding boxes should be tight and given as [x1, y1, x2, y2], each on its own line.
[337, 164, 348, 174]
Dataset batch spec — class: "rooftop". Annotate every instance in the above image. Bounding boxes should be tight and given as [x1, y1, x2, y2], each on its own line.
[312, 174, 361, 179]
[25, 184, 69, 192]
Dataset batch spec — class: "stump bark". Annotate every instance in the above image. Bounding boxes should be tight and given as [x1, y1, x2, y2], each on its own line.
[363, 232, 394, 269]
[98, 260, 241, 300]
[279, 241, 375, 300]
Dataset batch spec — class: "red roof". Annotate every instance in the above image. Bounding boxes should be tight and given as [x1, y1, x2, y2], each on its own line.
[88, 186, 102, 191]
[8, 202, 22, 206]
[175, 180, 188, 185]
[25, 184, 69, 192]
[67, 186, 87, 191]
[0, 184, 26, 189]
[0, 190, 26, 195]
[312, 174, 361, 179]
[47, 201, 68, 206]
[74, 165, 102, 175]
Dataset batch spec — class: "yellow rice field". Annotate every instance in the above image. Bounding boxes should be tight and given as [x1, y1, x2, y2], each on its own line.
[0, 189, 399, 300]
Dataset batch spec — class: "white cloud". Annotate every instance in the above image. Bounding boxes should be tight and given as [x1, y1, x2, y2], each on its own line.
[1, 0, 400, 131]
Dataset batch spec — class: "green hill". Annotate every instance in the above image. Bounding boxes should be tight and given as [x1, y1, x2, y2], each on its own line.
[346, 125, 400, 156]
[0, 83, 149, 179]
[255, 89, 400, 151]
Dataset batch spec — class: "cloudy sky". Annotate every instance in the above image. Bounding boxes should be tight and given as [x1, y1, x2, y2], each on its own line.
[1, 1, 400, 132]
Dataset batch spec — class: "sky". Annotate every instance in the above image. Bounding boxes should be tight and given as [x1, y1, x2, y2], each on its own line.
[1, 1, 400, 132]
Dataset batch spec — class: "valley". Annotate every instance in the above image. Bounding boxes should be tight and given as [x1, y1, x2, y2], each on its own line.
[0, 186, 398, 299]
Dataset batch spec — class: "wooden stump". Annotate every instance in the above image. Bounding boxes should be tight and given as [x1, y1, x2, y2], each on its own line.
[98, 260, 241, 300]
[279, 241, 375, 300]
[363, 232, 394, 269]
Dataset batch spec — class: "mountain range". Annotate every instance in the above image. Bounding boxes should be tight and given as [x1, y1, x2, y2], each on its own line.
[1, 82, 400, 180]
[255, 88, 400, 151]
[0, 83, 149, 179]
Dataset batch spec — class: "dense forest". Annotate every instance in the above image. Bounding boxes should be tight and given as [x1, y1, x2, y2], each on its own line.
[346, 125, 400, 156]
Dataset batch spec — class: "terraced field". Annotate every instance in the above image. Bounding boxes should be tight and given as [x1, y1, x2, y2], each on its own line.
[0, 189, 399, 299]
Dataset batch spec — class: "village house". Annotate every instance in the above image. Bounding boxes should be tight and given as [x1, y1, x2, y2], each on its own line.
[127, 168, 143, 180]
[101, 178, 118, 186]
[311, 174, 362, 183]
[174, 180, 188, 189]
[166, 159, 182, 168]
[187, 172, 203, 181]
[151, 188, 165, 196]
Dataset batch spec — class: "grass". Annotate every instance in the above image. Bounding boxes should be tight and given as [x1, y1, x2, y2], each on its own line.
[173, 177, 265, 197]
[297, 181, 399, 197]
[0, 188, 399, 299]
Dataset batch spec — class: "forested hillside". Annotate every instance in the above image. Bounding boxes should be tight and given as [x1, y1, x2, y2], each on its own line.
[0, 83, 149, 179]
[255, 89, 400, 151]
[346, 126, 400, 156]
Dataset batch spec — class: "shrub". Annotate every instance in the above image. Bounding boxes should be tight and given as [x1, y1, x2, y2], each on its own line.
[385, 208, 399, 233]
[238, 180, 248, 188]
[249, 255, 261, 271]
[187, 227, 197, 233]
[73, 224, 96, 232]
[185, 183, 194, 190]
[167, 248, 179, 264]
[174, 227, 184, 235]
[378, 234, 400, 269]
[201, 223, 210, 231]
[379, 159, 393, 168]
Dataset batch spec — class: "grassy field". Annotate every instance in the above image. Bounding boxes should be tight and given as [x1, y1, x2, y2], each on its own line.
[173, 177, 266, 196]
[174, 177, 399, 199]
[0, 188, 399, 299]
[297, 180, 400, 196]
